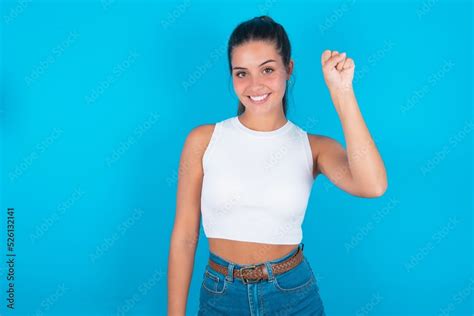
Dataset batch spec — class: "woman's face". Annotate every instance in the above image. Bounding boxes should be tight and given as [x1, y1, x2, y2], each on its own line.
[231, 40, 293, 114]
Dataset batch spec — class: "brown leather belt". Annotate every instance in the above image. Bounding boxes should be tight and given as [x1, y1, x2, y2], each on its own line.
[208, 246, 303, 283]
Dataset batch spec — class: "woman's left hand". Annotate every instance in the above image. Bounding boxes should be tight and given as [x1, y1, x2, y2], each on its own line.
[321, 49, 355, 94]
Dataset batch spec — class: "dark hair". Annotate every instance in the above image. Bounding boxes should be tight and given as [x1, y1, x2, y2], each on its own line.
[227, 16, 293, 116]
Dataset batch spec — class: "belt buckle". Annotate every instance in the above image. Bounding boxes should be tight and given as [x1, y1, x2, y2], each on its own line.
[239, 264, 261, 284]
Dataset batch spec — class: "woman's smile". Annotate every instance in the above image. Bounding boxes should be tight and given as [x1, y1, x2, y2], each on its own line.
[247, 92, 271, 104]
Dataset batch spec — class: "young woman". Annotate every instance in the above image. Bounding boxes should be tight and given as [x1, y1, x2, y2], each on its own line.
[168, 16, 387, 315]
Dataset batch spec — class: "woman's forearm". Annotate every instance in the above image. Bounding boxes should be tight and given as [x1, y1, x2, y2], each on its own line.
[167, 232, 198, 316]
[330, 86, 387, 195]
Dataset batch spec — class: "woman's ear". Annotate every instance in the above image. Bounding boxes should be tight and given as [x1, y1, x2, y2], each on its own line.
[287, 58, 294, 79]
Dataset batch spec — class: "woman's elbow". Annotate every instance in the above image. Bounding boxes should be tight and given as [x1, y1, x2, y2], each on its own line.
[363, 181, 388, 198]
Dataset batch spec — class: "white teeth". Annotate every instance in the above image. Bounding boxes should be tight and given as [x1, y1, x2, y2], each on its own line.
[249, 93, 269, 101]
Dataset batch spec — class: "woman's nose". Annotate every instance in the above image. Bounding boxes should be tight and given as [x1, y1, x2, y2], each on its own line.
[248, 77, 265, 90]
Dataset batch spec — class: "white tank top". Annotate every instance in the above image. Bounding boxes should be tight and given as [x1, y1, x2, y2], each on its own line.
[200, 115, 315, 244]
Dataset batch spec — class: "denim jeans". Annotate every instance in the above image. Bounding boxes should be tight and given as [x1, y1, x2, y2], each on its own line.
[198, 242, 326, 315]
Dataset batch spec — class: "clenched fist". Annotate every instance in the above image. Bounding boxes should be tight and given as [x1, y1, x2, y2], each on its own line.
[321, 50, 355, 94]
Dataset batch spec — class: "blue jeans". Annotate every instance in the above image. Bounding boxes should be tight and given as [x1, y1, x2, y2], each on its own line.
[198, 242, 326, 315]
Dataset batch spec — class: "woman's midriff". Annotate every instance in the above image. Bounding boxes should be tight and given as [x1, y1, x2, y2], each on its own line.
[208, 238, 299, 265]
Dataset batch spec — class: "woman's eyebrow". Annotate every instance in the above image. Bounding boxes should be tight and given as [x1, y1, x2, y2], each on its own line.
[232, 59, 276, 70]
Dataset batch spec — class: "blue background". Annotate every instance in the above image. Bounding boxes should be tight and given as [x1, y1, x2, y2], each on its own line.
[0, 0, 472, 315]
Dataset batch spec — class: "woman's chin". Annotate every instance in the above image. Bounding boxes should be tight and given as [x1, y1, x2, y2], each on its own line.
[242, 104, 275, 114]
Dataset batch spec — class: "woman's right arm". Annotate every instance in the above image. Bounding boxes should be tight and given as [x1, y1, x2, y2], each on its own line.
[167, 124, 215, 316]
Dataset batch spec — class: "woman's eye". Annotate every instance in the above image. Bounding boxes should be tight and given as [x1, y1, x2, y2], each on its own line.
[235, 68, 272, 78]
[263, 67, 274, 74]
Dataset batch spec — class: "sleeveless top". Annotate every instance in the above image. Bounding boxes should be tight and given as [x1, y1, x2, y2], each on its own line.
[200, 115, 315, 244]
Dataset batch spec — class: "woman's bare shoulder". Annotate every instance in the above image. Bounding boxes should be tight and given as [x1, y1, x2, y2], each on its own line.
[307, 133, 326, 155]
[307, 132, 343, 155]
[307, 133, 336, 147]
[187, 123, 215, 144]
[183, 123, 216, 159]
[307, 133, 340, 175]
